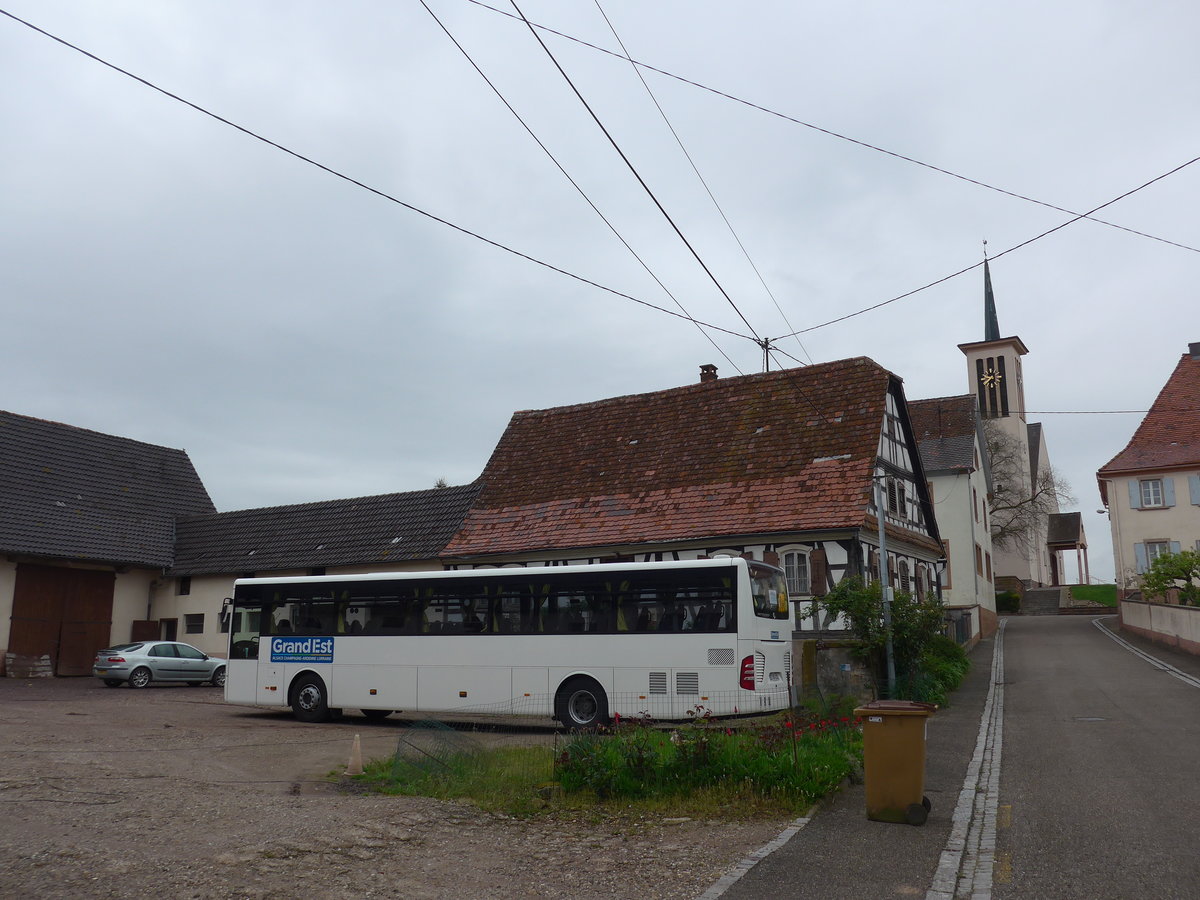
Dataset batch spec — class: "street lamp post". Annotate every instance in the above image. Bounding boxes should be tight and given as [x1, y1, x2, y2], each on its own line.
[875, 476, 898, 697]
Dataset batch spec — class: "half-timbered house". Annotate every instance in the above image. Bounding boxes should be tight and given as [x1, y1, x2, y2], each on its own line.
[442, 357, 944, 634]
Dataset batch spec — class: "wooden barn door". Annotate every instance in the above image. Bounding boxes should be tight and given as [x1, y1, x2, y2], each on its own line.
[10, 565, 115, 676]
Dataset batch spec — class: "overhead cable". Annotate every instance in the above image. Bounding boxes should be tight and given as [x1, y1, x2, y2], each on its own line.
[506, 0, 765, 343]
[777, 153, 1200, 339]
[465, 0, 1200, 256]
[591, 0, 812, 365]
[0, 7, 756, 347]
[418, 0, 744, 374]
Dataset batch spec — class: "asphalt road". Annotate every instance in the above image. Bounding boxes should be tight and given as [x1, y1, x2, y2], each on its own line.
[995, 615, 1200, 899]
[717, 614, 1200, 899]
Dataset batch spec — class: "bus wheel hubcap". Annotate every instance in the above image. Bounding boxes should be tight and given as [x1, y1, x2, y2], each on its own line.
[569, 692, 596, 723]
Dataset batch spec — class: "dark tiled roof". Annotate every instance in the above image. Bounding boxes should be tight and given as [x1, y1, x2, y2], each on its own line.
[1047, 511, 1085, 548]
[1098, 350, 1200, 476]
[446, 358, 939, 558]
[171, 483, 482, 575]
[0, 410, 215, 567]
[908, 395, 977, 473]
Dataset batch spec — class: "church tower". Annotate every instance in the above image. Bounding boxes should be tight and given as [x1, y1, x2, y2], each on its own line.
[957, 259, 1053, 587]
[957, 259, 1029, 427]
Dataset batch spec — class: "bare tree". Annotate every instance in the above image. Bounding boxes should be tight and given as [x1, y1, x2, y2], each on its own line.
[983, 421, 1075, 552]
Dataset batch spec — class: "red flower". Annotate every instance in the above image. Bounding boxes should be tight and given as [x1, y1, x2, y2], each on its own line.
[784, 720, 793, 729]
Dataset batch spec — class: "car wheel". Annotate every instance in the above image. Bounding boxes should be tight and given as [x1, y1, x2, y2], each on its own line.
[103, 679, 122, 688]
[290, 674, 331, 723]
[554, 676, 609, 731]
[211, 666, 226, 688]
[128, 667, 152, 689]
[361, 708, 391, 721]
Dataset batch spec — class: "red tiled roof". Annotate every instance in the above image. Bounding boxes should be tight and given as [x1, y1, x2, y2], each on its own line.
[1098, 351, 1200, 476]
[445, 357, 916, 558]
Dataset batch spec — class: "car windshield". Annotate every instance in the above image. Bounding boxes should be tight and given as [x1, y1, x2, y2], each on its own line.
[105, 643, 145, 652]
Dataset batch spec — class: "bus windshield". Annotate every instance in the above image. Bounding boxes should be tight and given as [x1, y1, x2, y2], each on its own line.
[749, 563, 790, 619]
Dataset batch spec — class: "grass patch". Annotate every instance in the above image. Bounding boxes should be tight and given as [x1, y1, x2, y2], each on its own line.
[1069, 584, 1118, 607]
[354, 707, 863, 820]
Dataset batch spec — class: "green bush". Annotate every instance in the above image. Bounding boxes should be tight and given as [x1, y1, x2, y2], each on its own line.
[555, 712, 861, 808]
[995, 590, 1021, 613]
[819, 577, 970, 702]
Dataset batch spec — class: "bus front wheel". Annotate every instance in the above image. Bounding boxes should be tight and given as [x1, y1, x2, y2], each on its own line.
[291, 674, 332, 723]
[555, 677, 609, 731]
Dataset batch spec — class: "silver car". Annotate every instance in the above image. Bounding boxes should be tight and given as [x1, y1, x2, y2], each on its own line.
[93, 641, 227, 689]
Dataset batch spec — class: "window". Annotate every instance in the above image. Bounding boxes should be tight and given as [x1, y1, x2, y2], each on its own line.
[887, 478, 899, 515]
[1146, 541, 1172, 563]
[1141, 479, 1164, 508]
[899, 560, 910, 593]
[975, 544, 984, 577]
[184, 614, 204, 634]
[176, 576, 191, 596]
[973, 488, 979, 522]
[942, 541, 952, 589]
[783, 551, 810, 595]
[985, 552, 993, 583]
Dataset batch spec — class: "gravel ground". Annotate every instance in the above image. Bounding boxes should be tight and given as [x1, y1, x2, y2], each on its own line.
[0, 677, 789, 899]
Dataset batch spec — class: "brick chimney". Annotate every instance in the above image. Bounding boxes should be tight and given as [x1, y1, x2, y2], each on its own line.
[1189, 342, 1200, 360]
[699, 364, 718, 383]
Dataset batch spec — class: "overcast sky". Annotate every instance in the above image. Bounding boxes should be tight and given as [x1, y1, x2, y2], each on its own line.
[3, 2, 1198, 582]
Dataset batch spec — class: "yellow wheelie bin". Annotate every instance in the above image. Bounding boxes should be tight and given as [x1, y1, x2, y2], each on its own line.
[853, 699, 937, 825]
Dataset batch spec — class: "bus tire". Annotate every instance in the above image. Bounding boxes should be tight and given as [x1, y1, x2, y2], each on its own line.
[290, 673, 332, 723]
[555, 677, 609, 731]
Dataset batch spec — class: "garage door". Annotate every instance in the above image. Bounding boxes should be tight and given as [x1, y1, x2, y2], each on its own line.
[9, 565, 115, 676]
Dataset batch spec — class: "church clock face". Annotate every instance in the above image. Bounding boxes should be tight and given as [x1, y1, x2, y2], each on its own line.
[981, 367, 1003, 388]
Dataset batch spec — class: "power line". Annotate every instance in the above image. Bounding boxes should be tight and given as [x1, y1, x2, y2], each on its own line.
[776, 153, 1200, 339]
[505, 0, 764, 343]
[464, 0, 1200, 257]
[418, 0, 743, 374]
[590, 0, 812, 365]
[0, 7, 758, 348]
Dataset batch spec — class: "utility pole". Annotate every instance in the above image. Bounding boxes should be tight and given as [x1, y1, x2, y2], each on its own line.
[874, 475, 898, 697]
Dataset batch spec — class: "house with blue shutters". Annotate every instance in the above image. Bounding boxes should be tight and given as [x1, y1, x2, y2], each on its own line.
[1097, 342, 1200, 597]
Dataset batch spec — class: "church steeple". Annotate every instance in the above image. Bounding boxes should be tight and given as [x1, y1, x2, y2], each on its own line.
[983, 257, 1000, 342]
[959, 254, 1028, 423]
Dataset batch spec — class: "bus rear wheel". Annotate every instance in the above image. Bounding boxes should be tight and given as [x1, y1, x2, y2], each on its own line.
[555, 677, 609, 731]
[291, 674, 332, 723]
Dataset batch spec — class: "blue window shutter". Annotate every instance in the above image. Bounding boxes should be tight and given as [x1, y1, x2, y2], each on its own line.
[1134, 543, 1148, 574]
[1190, 474, 1200, 506]
[1164, 477, 1176, 508]
[1128, 481, 1142, 509]
[1171, 541, 1182, 555]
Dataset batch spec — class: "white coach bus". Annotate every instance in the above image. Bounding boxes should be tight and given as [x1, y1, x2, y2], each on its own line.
[223, 558, 792, 727]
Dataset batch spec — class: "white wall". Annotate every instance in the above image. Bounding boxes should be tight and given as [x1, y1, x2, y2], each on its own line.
[0, 559, 15, 663]
[111, 570, 156, 646]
